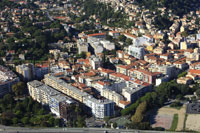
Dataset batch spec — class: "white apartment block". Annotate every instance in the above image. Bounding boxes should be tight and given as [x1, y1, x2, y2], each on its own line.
[83, 96, 114, 119]
[128, 45, 145, 59]
[0, 65, 19, 96]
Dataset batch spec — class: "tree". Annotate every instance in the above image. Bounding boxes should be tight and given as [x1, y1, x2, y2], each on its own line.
[126, 38, 132, 46]
[21, 117, 29, 125]
[131, 101, 147, 123]
[118, 35, 126, 42]
[113, 122, 117, 128]
[12, 117, 18, 125]
[12, 82, 26, 96]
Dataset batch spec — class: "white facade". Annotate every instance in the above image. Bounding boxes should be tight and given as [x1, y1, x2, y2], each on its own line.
[100, 40, 115, 50]
[83, 96, 114, 119]
[128, 45, 145, 59]
[89, 55, 102, 70]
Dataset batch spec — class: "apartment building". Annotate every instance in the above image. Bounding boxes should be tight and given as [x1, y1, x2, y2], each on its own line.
[83, 96, 114, 119]
[16, 63, 35, 81]
[44, 74, 115, 118]
[44, 74, 89, 102]
[27, 80, 60, 105]
[128, 68, 161, 84]
[49, 94, 74, 117]
[0, 65, 19, 97]
[128, 45, 146, 59]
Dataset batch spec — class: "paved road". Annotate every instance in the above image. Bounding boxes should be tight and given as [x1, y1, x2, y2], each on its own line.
[0, 126, 176, 133]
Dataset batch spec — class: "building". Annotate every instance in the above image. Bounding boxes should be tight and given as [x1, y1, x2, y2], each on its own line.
[89, 55, 102, 70]
[44, 74, 89, 103]
[100, 40, 115, 50]
[16, 63, 35, 81]
[122, 80, 151, 103]
[83, 96, 114, 119]
[0, 65, 19, 97]
[128, 45, 145, 59]
[128, 69, 161, 84]
[27, 80, 76, 118]
[44, 74, 114, 118]
[108, 31, 120, 38]
[59, 100, 77, 120]
[27, 80, 60, 105]
[77, 40, 88, 54]
[35, 64, 49, 80]
[49, 94, 74, 117]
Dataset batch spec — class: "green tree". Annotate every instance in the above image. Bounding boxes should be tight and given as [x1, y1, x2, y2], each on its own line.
[12, 82, 26, 96]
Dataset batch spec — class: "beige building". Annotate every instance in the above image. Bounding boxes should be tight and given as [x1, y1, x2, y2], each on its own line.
[44, 74, 89, 102]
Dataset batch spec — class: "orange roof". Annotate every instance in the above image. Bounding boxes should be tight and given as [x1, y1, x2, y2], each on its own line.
[87, 33, 106, 37]
[96, 81, 110, 86]
[189, 69, 200, 75]
[124, 33, 137, 38]
[99, 67, 115, 74]
[119, 100, 130, 106]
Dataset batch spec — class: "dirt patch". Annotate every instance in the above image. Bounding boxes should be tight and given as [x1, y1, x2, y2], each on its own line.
[185, 114, 200, 131]
[150, 105, 186, 131]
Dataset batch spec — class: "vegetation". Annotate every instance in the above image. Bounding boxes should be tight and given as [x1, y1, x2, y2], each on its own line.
[0, 94, 62, 127]
[12, 82, 26, 97]
[135, 0, 200, 17]
[170, 114, 178, 131]
[170, 101, 183, 110]
[121, 80, 195, 130]
[69, 0, 132, 28]
[178, 71, 187, 78]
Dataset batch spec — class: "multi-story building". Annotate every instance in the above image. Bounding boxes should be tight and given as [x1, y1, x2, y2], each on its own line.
[89, 55, 102, 70]
[0, 65, 19, 97]
[44, 74, 89, 102]
[59, 100, 77, 120]
[27, 80, 76, 118]
[83, 96, 115, 119]
[27, 80, 60, 105]
[49, 94, 74, 117]
[122, 80, 151, 103]
[128, 68, 161, 84]
[128, 45, 146, 59]
[35, 64, 49, 80]
[100, 87, 124, 106]
[16, 63, 35, 81]
[100, 40, 115, 50]
[44, 74, 115, 118]
[77, 40, 88, 54]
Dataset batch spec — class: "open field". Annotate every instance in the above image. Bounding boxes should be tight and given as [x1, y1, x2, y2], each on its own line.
[185, 114, 200, 131]
[150, 105, 186, 131]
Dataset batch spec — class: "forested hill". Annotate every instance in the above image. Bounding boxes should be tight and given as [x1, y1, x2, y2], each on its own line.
[135, 0, 200, 16]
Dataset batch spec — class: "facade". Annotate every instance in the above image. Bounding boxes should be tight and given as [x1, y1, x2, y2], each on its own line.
[49, 94, 74, 117]
[128, 45, 145, 59]
[77, 40, 88, 54]
[44, 74, 115, 118]
[100, 40, 115, 50]
[0, 65, 19, 97]
[83, 96, 114, 119]
[27, 80, 60, 105]
[89, 55, 102, 70]
[44, 74, 89, 103]
[16, 63, 35, 81]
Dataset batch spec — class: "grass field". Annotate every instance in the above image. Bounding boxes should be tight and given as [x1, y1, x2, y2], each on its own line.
[170, 114, 178, 131]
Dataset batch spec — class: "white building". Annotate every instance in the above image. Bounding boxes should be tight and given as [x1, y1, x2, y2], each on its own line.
[100, 40, 115, 50]
[128, 45, 145, 59]
[0, 65, 19, 96]
[77, 40, 88, 54]
[16, 63, 35, 81]
[83, 96, 114, 119]
[89, 55, 102, 70]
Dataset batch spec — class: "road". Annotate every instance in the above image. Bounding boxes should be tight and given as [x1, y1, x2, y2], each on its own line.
[0, 126, 175, 133]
